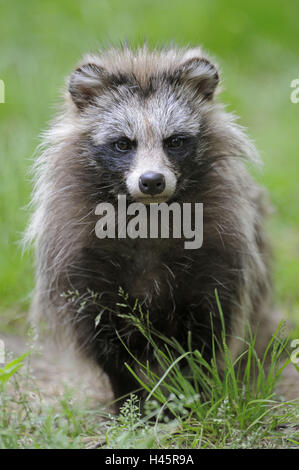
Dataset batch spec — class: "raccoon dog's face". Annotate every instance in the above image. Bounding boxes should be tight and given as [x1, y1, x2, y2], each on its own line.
[68, 48, 219, 204]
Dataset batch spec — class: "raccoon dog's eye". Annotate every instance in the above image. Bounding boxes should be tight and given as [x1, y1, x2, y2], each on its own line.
[165, 136, 185, 149]
[114, 138, 134, 152]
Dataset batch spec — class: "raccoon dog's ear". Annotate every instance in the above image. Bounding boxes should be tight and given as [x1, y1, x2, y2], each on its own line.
[68, 63, 107, 110]
[180, 57, 219, 100]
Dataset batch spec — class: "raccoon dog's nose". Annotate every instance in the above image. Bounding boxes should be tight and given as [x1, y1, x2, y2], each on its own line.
[139, 172, 166, 196]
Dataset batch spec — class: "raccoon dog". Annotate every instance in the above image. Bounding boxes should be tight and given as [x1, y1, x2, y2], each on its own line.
[26, 45, 273, 408]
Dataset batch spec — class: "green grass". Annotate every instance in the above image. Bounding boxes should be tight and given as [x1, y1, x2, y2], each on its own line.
[102, 291, 299, 448]
[0, 0, 298, 449]
[1, 295, 298, 449]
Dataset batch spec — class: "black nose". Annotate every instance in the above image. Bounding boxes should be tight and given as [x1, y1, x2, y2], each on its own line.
[139, 172, 166, 196]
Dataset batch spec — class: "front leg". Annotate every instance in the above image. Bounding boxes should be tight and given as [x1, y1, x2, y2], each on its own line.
[100, 356, 143, 412]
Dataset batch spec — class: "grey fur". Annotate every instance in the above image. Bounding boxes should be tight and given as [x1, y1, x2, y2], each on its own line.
[25, 45, 273, 407]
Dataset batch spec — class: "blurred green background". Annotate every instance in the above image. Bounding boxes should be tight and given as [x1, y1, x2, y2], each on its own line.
[0, 0, 298, 334]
